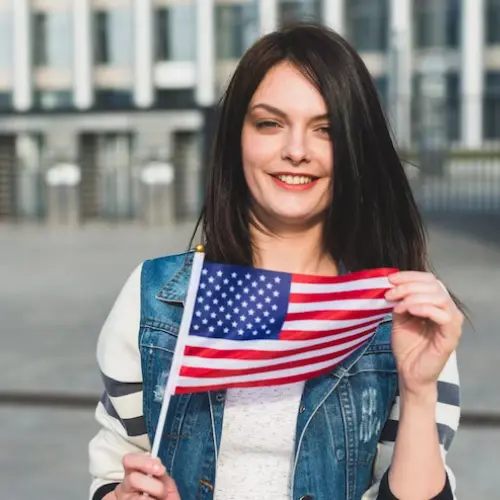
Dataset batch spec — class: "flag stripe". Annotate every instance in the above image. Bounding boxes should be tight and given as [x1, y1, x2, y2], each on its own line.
[180, 338, 367, 378]
[184, 318, 384, 352]
[281, 313, 389, 333]
[280, 318, 386, 341]
[182, 330, 375, 369]
[288, 288, 390, 303]
[284, 307, 393, 322]
[290, 268, 398, 284]
[290, 277, 393, 294]
[176, 348, 357, 391]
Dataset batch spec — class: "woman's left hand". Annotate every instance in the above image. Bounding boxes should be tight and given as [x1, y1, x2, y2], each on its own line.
[385, 271, 464, 396]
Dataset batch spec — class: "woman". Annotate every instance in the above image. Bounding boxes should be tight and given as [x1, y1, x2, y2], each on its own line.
[89, 23, 462, 500]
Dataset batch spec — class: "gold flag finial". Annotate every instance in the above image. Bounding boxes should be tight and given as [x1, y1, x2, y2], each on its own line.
[195, 244, 205, 253]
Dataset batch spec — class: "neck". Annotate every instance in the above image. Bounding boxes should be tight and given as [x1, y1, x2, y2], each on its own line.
[250, 219, 338, 277]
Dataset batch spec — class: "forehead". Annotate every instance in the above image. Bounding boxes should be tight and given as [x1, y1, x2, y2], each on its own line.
[250, 61, 327, 114]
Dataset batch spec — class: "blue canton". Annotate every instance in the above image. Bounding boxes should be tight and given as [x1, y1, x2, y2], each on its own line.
[190, 262, 292, 341]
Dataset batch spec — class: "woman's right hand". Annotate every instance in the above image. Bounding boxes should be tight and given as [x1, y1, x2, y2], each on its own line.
[112, 453, 181, 499]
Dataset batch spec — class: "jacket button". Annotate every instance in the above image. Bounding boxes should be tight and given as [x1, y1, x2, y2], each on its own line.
[215, 392, 225, 402]
[299, 496, 313, 500]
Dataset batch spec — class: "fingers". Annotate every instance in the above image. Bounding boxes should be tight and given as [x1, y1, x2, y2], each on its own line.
[118, 454, 168, 499]
[386, 272, 463, 327]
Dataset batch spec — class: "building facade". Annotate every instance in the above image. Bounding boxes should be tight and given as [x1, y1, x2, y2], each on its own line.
[0, 0, 499, 222]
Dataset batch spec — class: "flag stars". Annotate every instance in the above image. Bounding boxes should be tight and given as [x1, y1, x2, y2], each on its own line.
[251, 281, 258, 288]
[208, 276, 215, 283]
[259, 275, 266, 282]
[217, 270, 223, 277]
[245, 273, 251, 279]
[274, 277, 281, 283]
[223, 279, 229, 285]
[231, 272, 237, 278]
[266, 283, 273, 289]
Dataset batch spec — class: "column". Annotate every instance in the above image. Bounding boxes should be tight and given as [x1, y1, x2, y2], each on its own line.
[461, 0, 484, 148]
[133, 0, 154, 108]
[258, 0, 278, 35]
[389, 0, 412, 149]
[13, 0, 32, 111]
[195, 0, 215, 107]
[322, 0, 345, 36]
[73, 0, 94, 109]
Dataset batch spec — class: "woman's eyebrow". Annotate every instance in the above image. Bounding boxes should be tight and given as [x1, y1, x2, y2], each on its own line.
[249, 103, 329, 121]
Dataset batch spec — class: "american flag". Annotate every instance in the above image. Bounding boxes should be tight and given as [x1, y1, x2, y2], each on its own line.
[173, 261, 396, 394]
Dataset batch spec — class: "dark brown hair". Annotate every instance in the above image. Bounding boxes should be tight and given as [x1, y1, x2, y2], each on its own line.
[195, 23, 428, 274]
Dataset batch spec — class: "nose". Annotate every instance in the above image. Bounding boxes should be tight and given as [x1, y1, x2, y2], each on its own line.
[282, 128, 311, 166]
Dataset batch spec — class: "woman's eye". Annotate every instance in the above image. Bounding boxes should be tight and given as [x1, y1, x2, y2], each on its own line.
[256, 121, 280, 129]
[317, 126, 331, 135]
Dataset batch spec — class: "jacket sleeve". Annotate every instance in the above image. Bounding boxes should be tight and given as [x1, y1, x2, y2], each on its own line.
[88, 263, 151, 500]
[362, 352, 461, 500]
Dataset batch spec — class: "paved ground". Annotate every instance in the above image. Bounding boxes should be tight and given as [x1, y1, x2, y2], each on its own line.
[0, 215, 499, 499]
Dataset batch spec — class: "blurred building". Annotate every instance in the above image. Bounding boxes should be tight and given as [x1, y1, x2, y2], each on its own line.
[0, 0, 499, 222]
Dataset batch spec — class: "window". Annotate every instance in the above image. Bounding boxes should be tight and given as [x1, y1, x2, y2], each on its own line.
[155, 3, 196, 62]
[346, 0, 389, 52]
[486, 0, 500, 45]
[278, 0, 322, 26]
[94, 9, 133, 66]
[34, 90, 73, 110]
[414, 0, 460, 49]
[94, 89, 132, 109]
[216, 2, 259, 59]
[32, 10, 73, 68]
[484, 72, 500, 139]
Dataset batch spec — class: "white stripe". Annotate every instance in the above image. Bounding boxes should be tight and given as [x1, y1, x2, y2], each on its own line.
[437, 351, 460, 385]
[186, 320, 379, 351]
[282, 313, 387, 332]
[183, 331, 374, 370]
[107, 391, 144, 421]
[287, 298, 392, 313]
[388, 398, 461, 430]
[290, 276, 391, 294]
[178, 348, 356, 387]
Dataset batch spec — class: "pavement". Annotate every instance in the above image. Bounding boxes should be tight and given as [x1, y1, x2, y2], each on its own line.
[1, 215, 499, 499]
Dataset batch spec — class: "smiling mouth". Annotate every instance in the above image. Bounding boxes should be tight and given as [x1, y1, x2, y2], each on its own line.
[271, 174, 318, 185]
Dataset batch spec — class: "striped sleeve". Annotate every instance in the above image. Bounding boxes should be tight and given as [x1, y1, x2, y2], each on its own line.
[88, 263, 151, 500]
[362, 351, 461, 499]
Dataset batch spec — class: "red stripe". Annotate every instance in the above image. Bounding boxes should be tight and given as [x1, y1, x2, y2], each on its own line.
[279, 317, 385, 341]
[288, 288, 389, 303]
[174, 358, 355, 394]
[291, 267, 398, 284]
[184, 325, 376, 360]
[284, 307, 393, 322]
[179, 337, 370, 379]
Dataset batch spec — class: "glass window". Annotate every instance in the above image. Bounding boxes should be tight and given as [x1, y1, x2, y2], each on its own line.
[486, 0, 500, 45]
[155, 3, 196, 62]
[346, 0, 389, 52]
[445, 72, 460, 141]
[34, 90, 73, 110]
[278, 0, 322, 25]
[216, 2, 259, 59]
[95, 89, 133, 109]
[94, 8, 133, 66]
[32, 10, 73, 68]
[484, 72, 500, 139]
[0, 92, 12, 111]
[0, 9, 13, 70]
[414, 0, 460, 49]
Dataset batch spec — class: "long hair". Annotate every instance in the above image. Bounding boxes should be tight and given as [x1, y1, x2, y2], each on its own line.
[196, 22, 428, 273]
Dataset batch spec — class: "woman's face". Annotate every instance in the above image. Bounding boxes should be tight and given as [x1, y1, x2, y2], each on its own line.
[242, 61, 333, 229]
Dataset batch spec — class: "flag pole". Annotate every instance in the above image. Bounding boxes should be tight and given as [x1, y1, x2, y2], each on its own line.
[150, 245, 206, 458]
